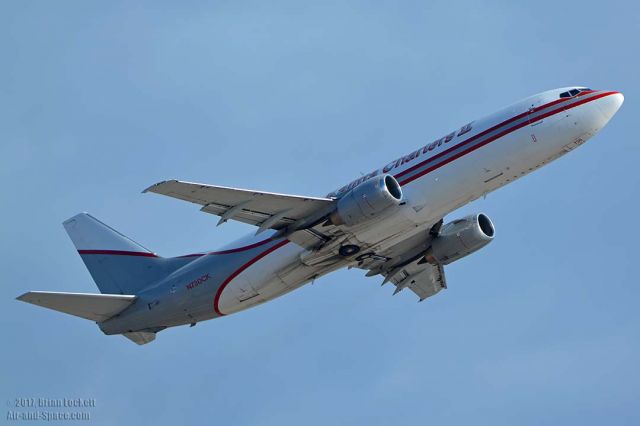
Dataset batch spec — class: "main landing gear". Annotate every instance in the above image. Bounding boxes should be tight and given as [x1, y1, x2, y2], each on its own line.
[338, 244, 361, 257]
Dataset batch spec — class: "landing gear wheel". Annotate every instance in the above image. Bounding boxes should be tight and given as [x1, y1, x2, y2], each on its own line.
[339, 244, 361, 257]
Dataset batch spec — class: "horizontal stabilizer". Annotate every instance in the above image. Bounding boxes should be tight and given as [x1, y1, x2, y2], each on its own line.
[17, 291, 136, 322]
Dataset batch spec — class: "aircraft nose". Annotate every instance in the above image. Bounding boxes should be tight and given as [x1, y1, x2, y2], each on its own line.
[598, 91, 624, 120]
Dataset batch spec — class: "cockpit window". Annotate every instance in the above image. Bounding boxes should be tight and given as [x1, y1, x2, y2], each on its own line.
[559, 88, 593, 98]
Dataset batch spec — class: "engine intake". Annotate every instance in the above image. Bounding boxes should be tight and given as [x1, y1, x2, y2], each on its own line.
[428, 213, 495, 265]
[330, 175, 403, 227]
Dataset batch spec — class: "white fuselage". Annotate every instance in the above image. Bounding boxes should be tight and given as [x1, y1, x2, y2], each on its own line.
[20, 86, 624, 343]
[207, 88, 623, 316]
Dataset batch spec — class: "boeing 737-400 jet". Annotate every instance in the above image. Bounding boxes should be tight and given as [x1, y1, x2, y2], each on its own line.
[18, 87, 623, 345]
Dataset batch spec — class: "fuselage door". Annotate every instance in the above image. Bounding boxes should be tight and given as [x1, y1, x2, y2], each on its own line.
[526, 98, 546, 143]
[527, 98, 545, 128]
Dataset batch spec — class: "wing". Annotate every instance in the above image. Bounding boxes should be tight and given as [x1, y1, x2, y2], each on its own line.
[145, 179, 448, 302]
[144, 180, 336, 235]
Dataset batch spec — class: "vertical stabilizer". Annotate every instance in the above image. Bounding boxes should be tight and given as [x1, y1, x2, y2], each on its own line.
[63, 213, 154, 256]
[63, 213, 192, 294]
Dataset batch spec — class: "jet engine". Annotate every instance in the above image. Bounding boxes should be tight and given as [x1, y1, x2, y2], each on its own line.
[427, 213, 495, 265]
[330, 175, 403, 227]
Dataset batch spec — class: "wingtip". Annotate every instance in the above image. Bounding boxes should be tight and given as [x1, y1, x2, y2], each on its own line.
[142, 179, 180, 194]
[141, 182, 162, 194]
[16, 292, 29, 301]
[142, 179, 178, 194]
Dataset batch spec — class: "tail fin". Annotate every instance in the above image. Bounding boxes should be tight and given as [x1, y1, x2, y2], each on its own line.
[63, 213, 191, 294]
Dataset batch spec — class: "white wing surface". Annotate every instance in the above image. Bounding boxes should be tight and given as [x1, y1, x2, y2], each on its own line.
[144, 180, 335, 234]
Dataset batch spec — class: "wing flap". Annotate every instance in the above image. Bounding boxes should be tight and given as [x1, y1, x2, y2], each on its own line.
[387, 262, 446, 301]
[404, 263, 447, 301]
[365, 231, 448, 302]
[17, 291, 136, 322]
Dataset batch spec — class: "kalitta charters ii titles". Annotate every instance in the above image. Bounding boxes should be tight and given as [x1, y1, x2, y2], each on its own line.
[327, 122, 473, 198]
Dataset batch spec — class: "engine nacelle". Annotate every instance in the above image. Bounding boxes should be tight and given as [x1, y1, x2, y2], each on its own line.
[330, 175, 403, 227]
[427, 213, 495, 265]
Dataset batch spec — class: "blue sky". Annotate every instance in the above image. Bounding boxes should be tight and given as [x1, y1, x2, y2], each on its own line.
[1, 1, 638, 425]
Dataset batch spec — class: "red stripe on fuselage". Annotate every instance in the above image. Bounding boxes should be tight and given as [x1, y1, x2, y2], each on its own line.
[178, 237, 274, 258]
[396, 91, 617, 186]
[78, 249, 159, 257]
[213, 239, 291, 316]
[78, 238, 274, 259]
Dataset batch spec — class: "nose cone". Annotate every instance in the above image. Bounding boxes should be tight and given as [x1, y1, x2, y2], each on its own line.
[598, 91, 624, 120]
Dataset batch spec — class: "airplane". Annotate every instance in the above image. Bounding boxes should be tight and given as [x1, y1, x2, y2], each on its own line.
[17, 87, 623, 345]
